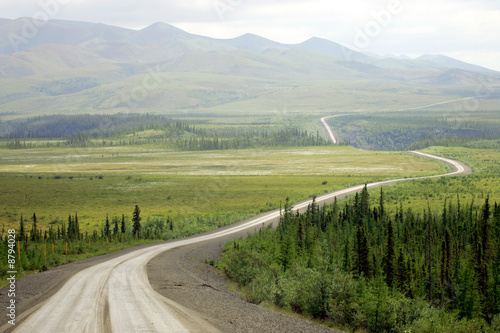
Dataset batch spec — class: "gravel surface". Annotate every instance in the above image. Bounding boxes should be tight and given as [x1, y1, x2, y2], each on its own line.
[148, 226, 341, 333]
[0, 242, 170, 333]
[0, 152, 470, 332]
[0, 220, 341, 333]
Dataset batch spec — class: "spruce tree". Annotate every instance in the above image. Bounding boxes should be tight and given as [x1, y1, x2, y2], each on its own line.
[132, 205, 141, 237]
[67, 215, 73, 240]
[354, 225, 370, 278]
[440, 228, 452, 301]
[104, 215, 110, 238]
[121, 214, 126, 234]
[384, 220, 395, 289]
[395, 248, 408, 295]
[19, 215, 24, 241]
[31, 213, 37, 241]
[360, 184, 370, 219]
[379, 188, 385, 218]
[113, 216, 119, 236]
[476, 197, 494, 323]
[75, 213, 80, 239]
[427, 204, 433, 305]
[342, 240, 351, 272]
[480, 196, 491, 262]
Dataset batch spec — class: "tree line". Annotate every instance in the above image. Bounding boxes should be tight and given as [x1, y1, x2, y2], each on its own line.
[33, 77, 101, 96]
[328, 112, 500, 151]
[0, 203, 246, 279]
[0, 114, 191, 140]
[0, 114, 327, 150]
[218, 188, 500, 332]
[0, 205, 165, 276]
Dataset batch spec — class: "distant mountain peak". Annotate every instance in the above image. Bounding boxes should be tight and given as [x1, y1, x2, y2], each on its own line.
[239, 32, 261, 38]
[302, 36, 330, 43]
[129, 21, 191, 44]
[233, 33, 278, 43]
[225, 33, 281, 53]
[292, 37, 370, 62]
[139, 21, 187, 34]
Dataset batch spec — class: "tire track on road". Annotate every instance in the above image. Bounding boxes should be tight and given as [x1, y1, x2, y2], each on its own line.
[7, 115, 471, 333]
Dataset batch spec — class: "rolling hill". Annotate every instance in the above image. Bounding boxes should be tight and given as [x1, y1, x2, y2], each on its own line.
[0, 18, 498, 118]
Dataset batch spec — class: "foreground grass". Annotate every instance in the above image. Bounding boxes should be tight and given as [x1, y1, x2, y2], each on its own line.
[0, 145, 445, 231]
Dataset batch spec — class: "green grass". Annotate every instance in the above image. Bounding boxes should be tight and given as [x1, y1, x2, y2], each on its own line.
[363, 143, 500, 213]
[0, 145, 445, 232]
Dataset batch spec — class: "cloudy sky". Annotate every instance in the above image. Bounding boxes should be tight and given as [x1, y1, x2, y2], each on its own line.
[1, 0, 500, 70]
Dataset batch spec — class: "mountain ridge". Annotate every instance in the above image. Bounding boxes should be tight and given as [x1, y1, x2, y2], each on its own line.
[0, 18, 499, 117]
[1, 18, 497, 73]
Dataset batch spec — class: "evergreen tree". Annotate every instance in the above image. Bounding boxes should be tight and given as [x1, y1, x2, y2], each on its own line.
[427, 204, 433, 305]
[113, 216, 119, 236]
[360, 184, 370, 220]
[280, 230, 297, 270]
[297, 215, 305, 255]
[121, 214, 126, 234]
[19, 214, 24, 241]
[354, 225, 371, 278]
[384, 219, 395, 289]
[216, 195, 500, 329]
[132, 205, 141, 237]
[476, 197, 494, 323]
[342, 239, 351, 272]
[440, 228, 452, 301]
[480, 196, 492, 262]
[379, 188, 385, 218]
[395, 248, 409, 295]
[67, 215, 73, 240]
[60, 222, 66, 239]
[75, 213, 80, 239]
[104, 215, 110, 238]
[31, 213, 38, 241]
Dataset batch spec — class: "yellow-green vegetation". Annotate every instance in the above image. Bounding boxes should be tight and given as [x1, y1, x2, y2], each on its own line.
[0, 237, 159, 288]
[0, 145, 446, 231]
[376, 142, 500, 213]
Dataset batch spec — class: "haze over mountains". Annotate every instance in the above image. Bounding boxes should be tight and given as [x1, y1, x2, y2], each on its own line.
[0, 18, 498, 117]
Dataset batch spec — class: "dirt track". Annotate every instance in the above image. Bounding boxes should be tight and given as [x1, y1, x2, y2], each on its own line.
[0, 118, 472, 332]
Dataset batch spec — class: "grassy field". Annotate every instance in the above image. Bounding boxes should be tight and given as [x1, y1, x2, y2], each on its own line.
[362, 142, 500, 213]
[0, 145, 446, 232]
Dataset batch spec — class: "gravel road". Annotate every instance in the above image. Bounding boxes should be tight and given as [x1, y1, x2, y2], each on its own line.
[0, 117, 472, 332]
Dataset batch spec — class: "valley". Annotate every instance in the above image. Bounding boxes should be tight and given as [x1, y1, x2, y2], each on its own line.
[0, 15, 499, 333]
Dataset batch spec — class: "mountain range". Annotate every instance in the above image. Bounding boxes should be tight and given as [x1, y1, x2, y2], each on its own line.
[0, 18, 498, 117]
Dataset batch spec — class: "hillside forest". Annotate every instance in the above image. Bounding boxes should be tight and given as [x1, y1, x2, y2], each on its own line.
[218, 189, 500, 332]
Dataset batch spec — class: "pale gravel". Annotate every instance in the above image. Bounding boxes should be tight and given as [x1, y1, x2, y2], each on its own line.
[0, 151, 470, 333]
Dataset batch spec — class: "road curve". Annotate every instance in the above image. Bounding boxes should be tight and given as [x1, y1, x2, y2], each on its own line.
[320, 114, 351, 144]
[10, 118, 471, 333]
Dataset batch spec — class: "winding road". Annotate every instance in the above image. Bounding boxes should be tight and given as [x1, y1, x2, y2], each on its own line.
[5, 116, 471, 333]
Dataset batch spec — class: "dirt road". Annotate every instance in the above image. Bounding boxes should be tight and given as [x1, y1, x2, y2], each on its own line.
[1, 117, 471, 333]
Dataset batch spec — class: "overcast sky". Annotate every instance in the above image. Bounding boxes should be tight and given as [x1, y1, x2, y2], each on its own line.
[1, 0, 499, 70]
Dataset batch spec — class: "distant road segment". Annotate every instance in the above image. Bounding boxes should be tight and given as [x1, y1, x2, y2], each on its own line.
[10, 116, 471, 333]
